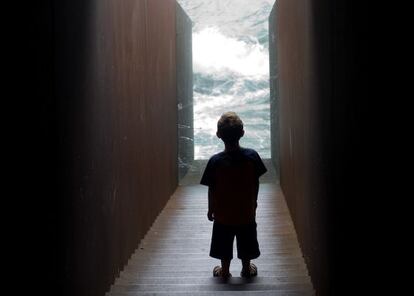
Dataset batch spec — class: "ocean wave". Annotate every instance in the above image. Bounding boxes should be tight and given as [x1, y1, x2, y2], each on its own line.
[178, 0, 275, 43]
[177, 0, 274, 159]
[193, 27, 269, 78]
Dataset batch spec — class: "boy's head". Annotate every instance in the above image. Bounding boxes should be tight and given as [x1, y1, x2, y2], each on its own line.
[216, 112, 244, 144]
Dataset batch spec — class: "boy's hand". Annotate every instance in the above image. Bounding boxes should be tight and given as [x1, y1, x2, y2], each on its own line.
[207, 211, 214, 221]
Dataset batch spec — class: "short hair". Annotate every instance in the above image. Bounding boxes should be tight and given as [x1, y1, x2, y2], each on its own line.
[217, 112, 244, 143]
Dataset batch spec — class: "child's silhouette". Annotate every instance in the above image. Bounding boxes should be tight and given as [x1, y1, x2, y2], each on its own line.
[200, 112, 267, 278]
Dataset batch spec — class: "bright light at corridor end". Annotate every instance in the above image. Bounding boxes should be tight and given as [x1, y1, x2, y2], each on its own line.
[178, 0, 275, 160]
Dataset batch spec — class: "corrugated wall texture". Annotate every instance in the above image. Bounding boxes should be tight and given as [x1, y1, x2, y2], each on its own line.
[176, 3, 194, 180]
[54, 1, 182, 295]
[269, 0, 354, 295]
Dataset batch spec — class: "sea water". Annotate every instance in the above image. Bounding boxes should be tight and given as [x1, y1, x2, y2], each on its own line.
[177, 0, 275, 160]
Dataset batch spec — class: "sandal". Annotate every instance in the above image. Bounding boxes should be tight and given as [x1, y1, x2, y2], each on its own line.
[213, 266, 232, 278]
[240, 263, 258, 278]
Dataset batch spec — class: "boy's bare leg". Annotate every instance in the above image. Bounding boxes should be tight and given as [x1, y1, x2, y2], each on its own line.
[221, 259, 231, 276]
[241, 259, 257, 277]
[242, 259, 251, 272]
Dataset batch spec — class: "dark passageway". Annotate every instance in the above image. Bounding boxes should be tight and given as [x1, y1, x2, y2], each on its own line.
[106, 160, 314, 295]
[27, 0, 381, 295]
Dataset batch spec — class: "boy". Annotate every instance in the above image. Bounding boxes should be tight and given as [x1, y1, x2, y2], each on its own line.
[200, 112, 267, 278]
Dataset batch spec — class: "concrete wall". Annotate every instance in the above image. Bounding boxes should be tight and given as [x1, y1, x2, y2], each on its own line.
[51, 1, 185, 295]
[269, 0, 355, 295]
[176, 3, 194, 180]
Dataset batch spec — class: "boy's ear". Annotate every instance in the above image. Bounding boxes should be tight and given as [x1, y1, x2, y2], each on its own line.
[216, 131, 221, 139]
[241, 129, 245, 137]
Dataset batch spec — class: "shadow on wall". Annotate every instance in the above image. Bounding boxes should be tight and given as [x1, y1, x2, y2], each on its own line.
[177, 3, 195, 180]
[50, 0, 187, 295]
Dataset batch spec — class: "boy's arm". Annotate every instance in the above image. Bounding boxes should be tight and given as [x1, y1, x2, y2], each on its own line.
[255, 179, 259, 209]
[207, 187, 214, 221]
[253, 151, 266, 210]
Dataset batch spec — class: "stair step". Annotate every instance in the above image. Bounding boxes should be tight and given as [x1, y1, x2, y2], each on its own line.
[121, 265, 308, 275]
[122, 266, 308, 275]
[107, 291, 314, 296]
[135, 247, 302, 254]
[138, 242, 300, 248]
[145, 233, 297, 238]
[106, 184, 314, 295]
[119, 271, 310, 280]
[144, 230, 296, 235]
[127, 258, 305, 266]
[148, 225, 294, 231]
[130, 254, 303, 261]
[109, 283, 314, 293]
[140, 239, 298, 245]
[151, 221, 294, 225]
[115, 276, 311, 285]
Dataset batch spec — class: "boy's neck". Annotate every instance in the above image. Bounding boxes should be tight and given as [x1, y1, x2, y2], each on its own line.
[224, 142, 241, 153]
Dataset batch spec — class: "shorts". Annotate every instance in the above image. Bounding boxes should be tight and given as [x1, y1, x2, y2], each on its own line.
[209, 221, 260, 260]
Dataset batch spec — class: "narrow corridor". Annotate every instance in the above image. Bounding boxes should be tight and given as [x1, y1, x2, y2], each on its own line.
[106, 161, 314, 295]
[31, 0, 369, 294]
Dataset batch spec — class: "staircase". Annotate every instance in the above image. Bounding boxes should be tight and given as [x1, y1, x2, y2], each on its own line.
[106, 160, 314, 296]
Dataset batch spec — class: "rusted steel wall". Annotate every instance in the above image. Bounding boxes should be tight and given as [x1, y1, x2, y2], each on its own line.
[176, 3, 194, 180]
[54, 1, 184, 295]
[270, 0, 325, 292]
[268, 6, 280, 178]
[269, 0, 355, 295]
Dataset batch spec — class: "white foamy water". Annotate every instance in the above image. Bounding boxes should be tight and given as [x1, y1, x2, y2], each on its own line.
[177, 0, 275, 159]
[193, 27, 269, 78]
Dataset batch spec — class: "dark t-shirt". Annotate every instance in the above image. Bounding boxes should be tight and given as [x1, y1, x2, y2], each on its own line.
[200, 148, 267, 225]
